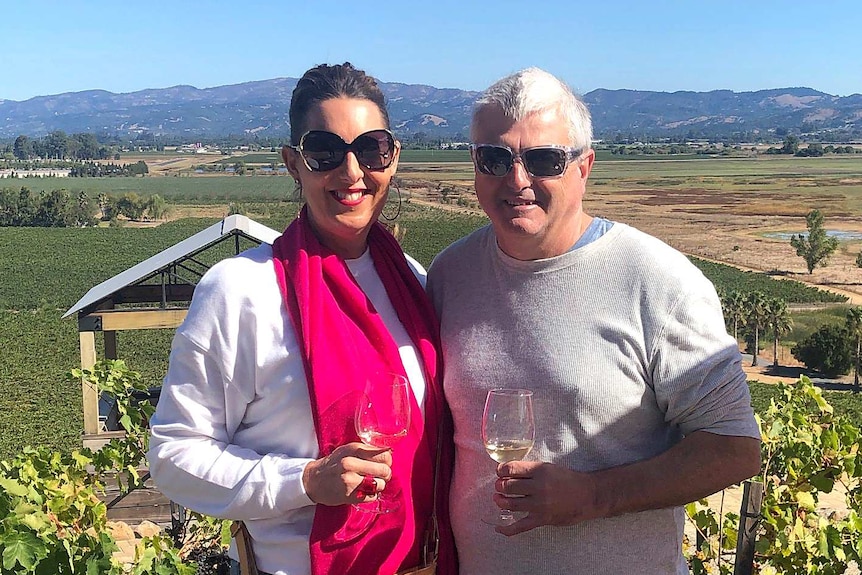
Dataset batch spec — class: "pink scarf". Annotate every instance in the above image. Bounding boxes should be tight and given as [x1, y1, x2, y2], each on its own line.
[271, 206, 455, 575]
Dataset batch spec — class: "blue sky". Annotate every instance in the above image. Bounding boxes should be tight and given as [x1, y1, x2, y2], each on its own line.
[1, 0, 860, 102]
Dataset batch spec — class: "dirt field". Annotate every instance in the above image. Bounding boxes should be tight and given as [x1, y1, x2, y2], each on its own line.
[401, 164, 862, 305]
[584, 186, 862, 301]
[145, 153, 862, 303]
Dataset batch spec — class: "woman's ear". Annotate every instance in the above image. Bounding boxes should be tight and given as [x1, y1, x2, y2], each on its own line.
[389, 139, 401, 173]
[282, 145, 302, 180]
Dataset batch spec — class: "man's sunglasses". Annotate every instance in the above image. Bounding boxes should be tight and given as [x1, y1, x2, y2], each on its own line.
[471, 144, 583, 178]
[291, 129, 396, 172]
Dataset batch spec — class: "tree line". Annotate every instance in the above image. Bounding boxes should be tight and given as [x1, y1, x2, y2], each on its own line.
[723, 208, 862, 384]
[0, 187, 168, 227]
[0, 160, 149, 177]
[9, 132, 116, 161]
[764, 135, 858, 157]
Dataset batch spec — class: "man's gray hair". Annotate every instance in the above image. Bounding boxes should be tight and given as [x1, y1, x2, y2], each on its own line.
[471, 67, 593, 150]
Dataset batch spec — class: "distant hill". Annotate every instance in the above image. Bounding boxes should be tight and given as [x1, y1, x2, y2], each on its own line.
[1, 78, 860, 140]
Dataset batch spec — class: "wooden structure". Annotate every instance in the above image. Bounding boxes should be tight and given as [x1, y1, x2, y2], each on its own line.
[100, 469, 173, 525]
[733, 480, 764, 575]
[63, 215, 280, 449]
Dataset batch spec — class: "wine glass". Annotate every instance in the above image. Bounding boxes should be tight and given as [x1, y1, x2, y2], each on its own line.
[354, 371, 411, 513]
[481, 388, 535, 526]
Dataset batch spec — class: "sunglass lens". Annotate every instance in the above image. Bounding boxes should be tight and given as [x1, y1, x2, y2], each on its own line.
[353, 130, 395, 170]
[476, 146, 513, 177]
[524, 148, 566, 177]
[300, 131, 347, 171]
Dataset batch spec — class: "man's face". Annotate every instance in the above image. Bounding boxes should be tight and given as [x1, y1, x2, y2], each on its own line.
[472, 105, 595, 261]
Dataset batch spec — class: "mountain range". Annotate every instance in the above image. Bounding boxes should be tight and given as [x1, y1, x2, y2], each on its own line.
[1, 78, 860, 141]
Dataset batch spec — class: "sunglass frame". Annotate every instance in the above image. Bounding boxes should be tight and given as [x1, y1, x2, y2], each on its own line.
[292, 129, 396, 172]
[470, 144, 584, 178]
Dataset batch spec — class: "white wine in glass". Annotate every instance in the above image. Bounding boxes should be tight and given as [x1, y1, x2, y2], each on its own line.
[485, 439, 534, 463]
[354, 371, 411, 513]
[481, 388, 535, 526]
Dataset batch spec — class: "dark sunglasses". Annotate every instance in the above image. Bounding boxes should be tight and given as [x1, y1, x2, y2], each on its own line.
[292, 129, 396, 172]
[471, 144, 583, 178]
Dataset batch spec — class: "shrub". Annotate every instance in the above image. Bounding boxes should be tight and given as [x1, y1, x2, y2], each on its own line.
[791, 324, 853, 377]
[0, 360, 216, 574]
[685, 376, 862, 574]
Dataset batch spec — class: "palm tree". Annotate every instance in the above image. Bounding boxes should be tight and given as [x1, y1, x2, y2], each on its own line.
[745, 292, 769, 367]
[765, 298, 793, 368]
[724, 291, 747, 342]
[845, 306, 862, 390]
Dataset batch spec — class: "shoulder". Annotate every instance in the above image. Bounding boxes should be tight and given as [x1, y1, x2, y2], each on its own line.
[402, 251, 427, 289]
[181, 243, 281, 340]
[428, 225, 493, 277]
[611, 224, 711, 288]
[197, 243, 276, 296]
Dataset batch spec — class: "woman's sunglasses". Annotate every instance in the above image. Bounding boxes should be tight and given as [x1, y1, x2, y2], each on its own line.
[471, 144, 583, 178]
[292, 129, 396, 172]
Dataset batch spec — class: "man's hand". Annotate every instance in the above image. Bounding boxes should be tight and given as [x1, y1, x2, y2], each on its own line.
[491, 432, 761, 536]
[492, 460, 603, 536]
[302, 442, 393, 506]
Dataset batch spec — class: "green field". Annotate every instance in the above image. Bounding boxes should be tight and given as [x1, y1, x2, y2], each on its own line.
[6, 154, 862, 203]
[1, 175, 296, 202]
[0, 206, 849, 461]
[4, 154, 862, 461]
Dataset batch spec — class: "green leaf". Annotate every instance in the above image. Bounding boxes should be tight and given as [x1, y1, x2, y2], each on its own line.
[795, 490, 816, 510]
[20, 510, 51, 533]
[809, 471, 835, 493]
[71, 451, 93, 469]
[768, 420, 784, 439]
[0, 476, 29, 497]
[1, 531, 47, 570]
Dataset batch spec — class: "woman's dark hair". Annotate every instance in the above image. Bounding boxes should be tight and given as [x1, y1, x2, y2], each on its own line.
[289, 62, 390, 145]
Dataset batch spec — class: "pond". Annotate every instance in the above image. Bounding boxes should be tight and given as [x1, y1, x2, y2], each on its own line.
[762, 230, 862, 241]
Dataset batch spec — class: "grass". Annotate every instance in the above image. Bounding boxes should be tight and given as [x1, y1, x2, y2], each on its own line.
[1, 176, 295, 203]
[749, 380, 862, 422]
[782, 306, 850, 348]
[3, 153, 862, 460]
[0, 206, 487, 460]
[6, 154, 862, 206]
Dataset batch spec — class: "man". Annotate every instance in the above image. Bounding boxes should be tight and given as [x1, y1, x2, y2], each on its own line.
[426, 68, 761, 574]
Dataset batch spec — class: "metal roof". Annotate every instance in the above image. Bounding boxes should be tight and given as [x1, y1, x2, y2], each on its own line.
[63, 214, 281, 318]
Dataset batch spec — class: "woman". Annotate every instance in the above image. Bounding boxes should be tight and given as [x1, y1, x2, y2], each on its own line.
[148, 62, 455, 575]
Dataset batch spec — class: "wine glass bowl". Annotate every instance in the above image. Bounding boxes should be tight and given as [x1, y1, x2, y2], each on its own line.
[354, 371, 411, 513]
[481, 388, 535, 525]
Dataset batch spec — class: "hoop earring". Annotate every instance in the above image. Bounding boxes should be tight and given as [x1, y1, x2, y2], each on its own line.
[380, 179, 402, 221]
[292, 179, 302, 199]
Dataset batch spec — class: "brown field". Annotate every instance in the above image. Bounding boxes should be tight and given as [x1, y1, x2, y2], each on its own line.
[399, 156, 862, 306]
[135, 152, 862, 303]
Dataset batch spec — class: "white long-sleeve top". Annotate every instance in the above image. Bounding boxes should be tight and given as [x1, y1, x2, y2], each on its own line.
[147, 242, 427, 575]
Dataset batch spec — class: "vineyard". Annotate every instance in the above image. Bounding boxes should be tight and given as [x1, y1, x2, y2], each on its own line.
[691, 257, 847, 304]
[0, 198, 853, 462]
[4, 154, 862, 571]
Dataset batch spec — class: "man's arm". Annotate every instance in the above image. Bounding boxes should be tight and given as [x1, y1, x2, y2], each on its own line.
[494, 430, 761, 536]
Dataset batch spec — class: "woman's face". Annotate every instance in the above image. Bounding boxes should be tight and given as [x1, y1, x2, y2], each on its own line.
[282, 97, 400, 259]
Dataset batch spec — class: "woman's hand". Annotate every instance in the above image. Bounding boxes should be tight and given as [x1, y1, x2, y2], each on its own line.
[302, 442, 393, 506]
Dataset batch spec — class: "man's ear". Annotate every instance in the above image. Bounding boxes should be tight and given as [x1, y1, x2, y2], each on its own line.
[578, 148, 596, 180]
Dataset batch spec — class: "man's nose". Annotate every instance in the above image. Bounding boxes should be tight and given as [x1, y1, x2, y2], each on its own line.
[509, 158, 532, 189]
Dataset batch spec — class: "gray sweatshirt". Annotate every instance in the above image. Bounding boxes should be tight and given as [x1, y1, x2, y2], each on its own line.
[427, 223, 760, 575]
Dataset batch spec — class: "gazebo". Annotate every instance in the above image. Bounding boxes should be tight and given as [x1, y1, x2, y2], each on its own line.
[63, 214, 281, 449]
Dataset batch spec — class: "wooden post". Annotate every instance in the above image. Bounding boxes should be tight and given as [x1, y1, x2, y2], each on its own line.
[733, 480, 763, 575]
[104, 330, 118, 360]
[79, 331, 99, 435]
